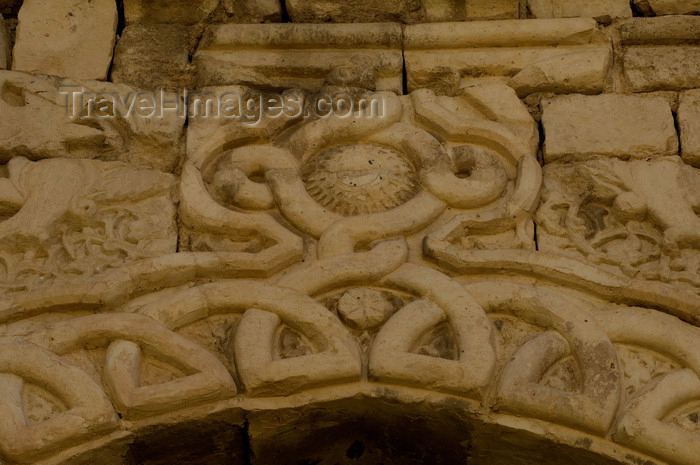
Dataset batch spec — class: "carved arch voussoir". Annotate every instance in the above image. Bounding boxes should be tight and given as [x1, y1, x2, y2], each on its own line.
[134, 281, 362, 397]
[26, 314, 237, 419]
[0, 342, 118, 463]
[494, 289, 620, 435]
[369, 263, 497, 397]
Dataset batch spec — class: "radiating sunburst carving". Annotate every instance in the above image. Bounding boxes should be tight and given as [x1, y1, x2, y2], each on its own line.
[302, 144, 420, 216]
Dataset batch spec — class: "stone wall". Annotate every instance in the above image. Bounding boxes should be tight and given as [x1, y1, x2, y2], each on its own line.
[0, 1, 699, 464]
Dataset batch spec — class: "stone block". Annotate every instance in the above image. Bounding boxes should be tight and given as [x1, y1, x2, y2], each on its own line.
[620, 17, 700, 92]
[111, 23, 196, 90]
[286, 0, 416, 23]
[124, 0, 282, 24]
[209, 0, 283, 23]
[633, 0, 700, 16]
[528, 0, 632, 19]
[461, 0, 520, 21]
[623, 47, 700, 92]
[404, 18, 611, 96]
[285, 0, 519, 23]
[12, 0, 117, 80]
[679, 89, 700, 167]
[194, 23, 403, 92]
[124, 0, 219, 25]
[0, 70, 186, 171]
[541, 94, 678, 162]
[620, 16, 700, 45]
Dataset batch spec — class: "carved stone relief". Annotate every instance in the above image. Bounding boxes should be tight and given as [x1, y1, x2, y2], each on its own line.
[0, 157, 177, 292]
[180, 83, 540, 268]
[537, 157, 700, 294]
[0, 4, 699, 465]
[0, 71, 186, 171]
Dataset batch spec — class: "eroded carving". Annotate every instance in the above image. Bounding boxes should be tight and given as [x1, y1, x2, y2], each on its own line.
[537, 157, 700, 293]
[0, 157, 176, 292]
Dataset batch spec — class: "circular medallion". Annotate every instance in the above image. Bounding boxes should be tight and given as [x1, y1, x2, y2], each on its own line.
[302, 144, 419, 216]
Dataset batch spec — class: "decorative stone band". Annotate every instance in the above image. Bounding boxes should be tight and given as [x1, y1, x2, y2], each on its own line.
[194, 23, 404, 92]
[1, 268, 699, 465]
[404, 18, 612, 96]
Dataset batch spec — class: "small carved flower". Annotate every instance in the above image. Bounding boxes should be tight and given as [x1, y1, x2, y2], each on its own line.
[336, 288, 397, 331]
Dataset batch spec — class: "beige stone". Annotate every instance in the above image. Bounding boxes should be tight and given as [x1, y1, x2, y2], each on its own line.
[633, 0, 700, 15]
[0, 157, 177, 292]
[194, 23, 404, 92]
[528, 0, 632, 18]
[111, 23, 196, 91]
[620, 16, 700, 45]
[124, 0, 282, 24]
[286, 0, 416, 23]
[0, 71, 185, 171]
[1, 7, 700, 465]
[211, 0, 283, 23]
[620, 17, 700, 92]
[537, 157, 700, 292]
[124, 0, 218, 24]
[541, 94, 678, 162]
[0, 14, 8, 70]
[181, 83, 539, 260]
[285, 0, 519, 23]
[623, 47, 700, 92]
[404, 18, 611, 95]
[679, 89, 700, 167]
[1, 266, 699, 463]
[12, 0, 117, 81]
[461, 0, 520, 20]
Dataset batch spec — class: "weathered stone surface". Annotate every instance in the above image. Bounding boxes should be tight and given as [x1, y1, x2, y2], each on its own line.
[405, 18, 611, 95]
[209, 0, 283, 23]
[2, 5, 700, 465]
[537, 157, 700, 292]
[633, 0, 700, 16]
[679, 89, 700, 167]
[12, 0, 117, 80]
[194, 23, 403, 92]
[124, 0, 219, 24]
[620, 16, 700, 45]
[111, 23, 196, 90]
[528, 0, 631, 18]
[285, 0, 519, 23]
[460, 0, 520, 21]
[0, 157, 177, 292]
[623, 47, 700, 92]
[124, 0, 282, 24]
[1, 268, 698, 463]
[0, 14, 8, 70]
[620, 17, 700, 92]
[286, 0, 417, 23]
[541, 94, 678, 162]
[0, 71, 185, 171]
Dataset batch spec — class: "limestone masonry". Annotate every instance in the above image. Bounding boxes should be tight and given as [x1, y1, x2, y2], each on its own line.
[0, 0, 698, 464]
